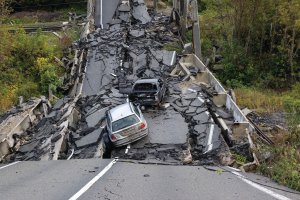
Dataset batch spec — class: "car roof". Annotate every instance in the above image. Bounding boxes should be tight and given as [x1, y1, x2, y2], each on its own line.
[108, 102, 135, 122]
[134, 78, 159, 84]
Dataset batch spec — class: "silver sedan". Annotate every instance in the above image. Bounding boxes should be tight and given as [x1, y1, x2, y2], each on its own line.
[106, 102, 148, 147]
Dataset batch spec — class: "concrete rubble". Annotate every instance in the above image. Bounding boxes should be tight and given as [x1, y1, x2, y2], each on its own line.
[0, 0, 253, 167]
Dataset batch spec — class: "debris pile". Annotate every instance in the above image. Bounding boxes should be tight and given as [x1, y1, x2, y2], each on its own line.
[1, 0, 253, 167]
[0, 97, 51, 161]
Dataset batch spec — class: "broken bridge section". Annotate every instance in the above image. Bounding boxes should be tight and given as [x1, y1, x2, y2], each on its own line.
[1, 0, 243, 166]
[72, 0, 232, 165]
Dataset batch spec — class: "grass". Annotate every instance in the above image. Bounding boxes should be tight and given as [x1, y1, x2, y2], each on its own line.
[163, 41, 183, 54]
[234, 87, 284, 113]
[234, 86, 300, 191]
[260, 128, 300, 191]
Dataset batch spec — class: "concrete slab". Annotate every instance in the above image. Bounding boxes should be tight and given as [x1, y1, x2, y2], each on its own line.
[145, 109, 188, 144]
[85, 107, 109, 128]
[75, 128, 103, 149]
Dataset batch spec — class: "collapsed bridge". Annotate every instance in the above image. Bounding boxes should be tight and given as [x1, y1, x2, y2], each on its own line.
[1, 0, 256, 169]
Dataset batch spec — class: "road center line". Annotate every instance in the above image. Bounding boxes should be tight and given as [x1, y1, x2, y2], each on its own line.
[100, 0, 103, 29]
[170, 51, 176, 65]
[198, 97, 205, 103]
[232, 171, 291, 200]
[68, 158, 118, 200]
[125, 144, 130, 154]
[0, 161, 20, 171]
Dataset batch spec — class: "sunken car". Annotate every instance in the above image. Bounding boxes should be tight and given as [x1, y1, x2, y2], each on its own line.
[106, 102, 148, 147]
[129, 78, 166, 106]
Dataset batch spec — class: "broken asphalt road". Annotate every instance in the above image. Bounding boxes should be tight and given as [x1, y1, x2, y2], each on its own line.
[0, 160, 298, 200]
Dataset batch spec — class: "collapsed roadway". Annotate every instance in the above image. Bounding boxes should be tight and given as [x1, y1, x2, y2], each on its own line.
[0, 0, 299, 200]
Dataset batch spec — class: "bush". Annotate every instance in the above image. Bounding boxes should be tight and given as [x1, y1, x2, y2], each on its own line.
[217, 43, 257, 88]
[37, 57, 62, 93]
[0, 29, 65, 111]
[260, 128, 300, 191]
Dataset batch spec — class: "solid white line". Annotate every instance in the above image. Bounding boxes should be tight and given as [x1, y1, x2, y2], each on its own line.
[226, 166, 241, 172]
[0, 161, 20, 170]
[207, 124, 214, 151]
[232, 171, 291, 200]
[170, 51, 176, 65]
[67, 149, 75, 160]
[100, 0, 103, 29]
[203, 124, 215, 154]
[68, 159, 118, 200]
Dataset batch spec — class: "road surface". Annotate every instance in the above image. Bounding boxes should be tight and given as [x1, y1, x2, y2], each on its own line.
[95, 0, 121, 28]
[0, 160, 298, 200]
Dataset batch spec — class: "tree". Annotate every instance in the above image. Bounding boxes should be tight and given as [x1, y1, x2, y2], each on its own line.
[0, 0, 12, 24]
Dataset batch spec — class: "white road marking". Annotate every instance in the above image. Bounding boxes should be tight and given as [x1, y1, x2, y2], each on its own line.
[203, 124, 215, 154]
[125, 144, 130, 154]
[100, 0, 103, 29]
[226, 166, 241, 172]
[207, 124, 214, 151]
[68, 158, 118, 200]
[188, 88, 197, 93]
[198, 97, 205, 103]
[170, 51, 176, 65]
[67, 149, 75, 160]
[0, 161, 20, 170]
[232, 171, 291, 200]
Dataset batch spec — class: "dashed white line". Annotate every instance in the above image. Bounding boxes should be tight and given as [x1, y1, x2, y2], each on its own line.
[68, 158, 118, 200]
[170, 51, 176, 66]
[0, 161, 20, 171]
[125, 144, 130, 154]
[188, 88, 197, 93]
[231, 171, 292, 200]
[198, 97, 205, 103]
[207, 124, 214, 151]
[100, 0, 103, 29]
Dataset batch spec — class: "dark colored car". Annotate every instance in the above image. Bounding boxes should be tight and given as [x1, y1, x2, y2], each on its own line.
[129, 78, 166, 106]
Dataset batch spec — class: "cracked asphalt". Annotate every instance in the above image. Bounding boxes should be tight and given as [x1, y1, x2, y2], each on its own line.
[0, 160, 298, 200]
[1, 0, 299, 199]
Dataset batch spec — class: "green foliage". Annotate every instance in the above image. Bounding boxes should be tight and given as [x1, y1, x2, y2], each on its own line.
[260, 128, 300, 191]
[0, 29, 64, 112]
[200, 0, 300, 90]
[11, 0, 87, 11]
[217, 43, 256, 88]
[37, 57, 62, 93]
[163, 42, 183, 54]
[232, 153, 247, 165]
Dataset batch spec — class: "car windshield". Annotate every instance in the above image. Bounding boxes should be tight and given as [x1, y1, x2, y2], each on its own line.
[112, 114, 139, 132]
[134, 83, 157, 91]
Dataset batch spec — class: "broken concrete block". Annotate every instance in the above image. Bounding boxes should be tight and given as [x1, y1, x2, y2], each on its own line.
[75, 128, 102, 149]
[130, 30, 145, 38]
[85, 107, 109, 128]
[18, 141, 39, 153]
[132, 4, 151, 24]
[51, 132, 62, 143]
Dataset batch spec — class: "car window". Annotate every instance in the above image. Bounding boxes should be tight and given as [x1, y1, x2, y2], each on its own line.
[134, 83, 157, 91]
[132, 105, 140, 117]
[112, 114, 139, 132]
[107, 114, 111, 130]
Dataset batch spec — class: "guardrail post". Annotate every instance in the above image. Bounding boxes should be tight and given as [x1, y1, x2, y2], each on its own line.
[191, 0, 202, 60]
[154, 0, 158, 14]
[181, 0, 188, 40]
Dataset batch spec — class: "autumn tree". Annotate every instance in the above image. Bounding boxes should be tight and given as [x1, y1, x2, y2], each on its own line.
[0, 0, 12, 24]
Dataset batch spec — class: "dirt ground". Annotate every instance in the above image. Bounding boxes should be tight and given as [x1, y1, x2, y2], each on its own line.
[11, 11, 66, 23]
